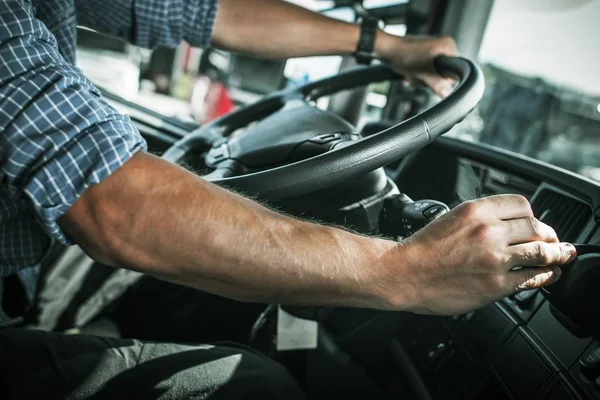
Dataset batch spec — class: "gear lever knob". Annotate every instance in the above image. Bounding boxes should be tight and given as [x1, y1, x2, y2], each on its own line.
[541, 244, 600, 337]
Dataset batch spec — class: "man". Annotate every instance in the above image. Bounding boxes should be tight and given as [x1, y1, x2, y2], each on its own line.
[0, 0, 576, 399]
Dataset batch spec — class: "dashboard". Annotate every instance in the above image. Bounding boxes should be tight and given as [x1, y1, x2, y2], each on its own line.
[391, 137, 600, 400]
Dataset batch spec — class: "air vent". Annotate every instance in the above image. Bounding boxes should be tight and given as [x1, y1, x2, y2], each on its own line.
[531, 189, 592, 242]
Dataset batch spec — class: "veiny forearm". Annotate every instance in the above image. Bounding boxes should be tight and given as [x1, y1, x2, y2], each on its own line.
[60, 152, 403, 308]
[212, 0, 396, 60]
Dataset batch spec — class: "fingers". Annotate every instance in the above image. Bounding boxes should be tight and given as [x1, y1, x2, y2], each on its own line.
[508, 267, 562, 292]
[406, 74, 453, 98]
[428, 36, 459, 97]
[505, 242, 576, 293]
[508, 241, 577, 268]
[401, 35, 459, 97]
[423, 75, 455, 98]
[502, 217, 558, 245]
[467, 194, 534, 220]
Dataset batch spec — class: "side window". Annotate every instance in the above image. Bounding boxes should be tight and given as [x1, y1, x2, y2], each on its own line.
[449, 0, 600, 181]
[284, 10, 406, 128]
[284, 6, 354, 110]
[358, 23, 406, 129]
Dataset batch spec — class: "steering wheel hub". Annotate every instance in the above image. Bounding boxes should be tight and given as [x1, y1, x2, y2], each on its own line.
[206, 103, 357, 170]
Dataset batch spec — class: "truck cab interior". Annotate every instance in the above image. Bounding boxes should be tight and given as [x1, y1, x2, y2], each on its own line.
[30, 0, 600, 399]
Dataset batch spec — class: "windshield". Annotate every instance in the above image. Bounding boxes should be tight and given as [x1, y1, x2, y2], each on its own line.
[76, 0, 600, 181]
[449, 0, 600, 182]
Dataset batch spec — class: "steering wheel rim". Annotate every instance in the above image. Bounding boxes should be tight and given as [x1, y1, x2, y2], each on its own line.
[162, 56, 485, 201]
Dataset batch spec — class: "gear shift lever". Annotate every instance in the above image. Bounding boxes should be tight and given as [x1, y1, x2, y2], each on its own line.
[540, 243, 600, 337]
[572, 244, 600, 256]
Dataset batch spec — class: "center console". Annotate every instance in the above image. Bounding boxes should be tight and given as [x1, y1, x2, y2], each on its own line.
[392, 295, 597, 399]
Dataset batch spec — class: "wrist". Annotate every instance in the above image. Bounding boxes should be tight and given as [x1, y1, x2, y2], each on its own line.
[364, 238, 417, 311]
[373, 31, 403, 63]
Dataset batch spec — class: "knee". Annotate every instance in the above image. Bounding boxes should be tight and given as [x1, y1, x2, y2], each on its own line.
[139, 343, 305, 399]
[204, 346, 305, 399]
[250, 356, 304, 399]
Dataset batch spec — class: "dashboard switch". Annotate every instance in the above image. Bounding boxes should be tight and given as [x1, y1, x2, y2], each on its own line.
[513, 289, 539, 310]
[427, 342, 450, 369]
[462, 311, 475, 323]
[379, 197, 450, 238]
[206, 143, 230, 166]
[580, 346, 600, 369]
[423, 205, 448, 221]
[309, 133, 342, 144]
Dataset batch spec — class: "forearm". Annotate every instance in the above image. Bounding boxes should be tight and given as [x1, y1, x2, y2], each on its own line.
[212, 0, 396, 60]
[60, 152, 404, 308]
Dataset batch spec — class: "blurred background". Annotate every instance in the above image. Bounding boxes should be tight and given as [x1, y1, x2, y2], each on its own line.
[76, 0, 600, 181]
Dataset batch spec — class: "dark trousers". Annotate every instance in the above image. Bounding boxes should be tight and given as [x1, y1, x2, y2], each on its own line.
[106, 275, 268, 345]
[0, 276, 306, 400]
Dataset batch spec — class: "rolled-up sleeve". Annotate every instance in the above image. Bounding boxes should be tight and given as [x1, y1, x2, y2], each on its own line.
[76, 0, 219, 49]
[0, 1, 146, 245]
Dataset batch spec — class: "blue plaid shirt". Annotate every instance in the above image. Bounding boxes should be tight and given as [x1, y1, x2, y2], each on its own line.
[0, 0, 218, 325]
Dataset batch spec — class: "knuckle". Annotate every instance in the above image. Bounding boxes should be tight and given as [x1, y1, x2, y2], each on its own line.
[483, 248, 502, 266]
[535, 243, 552, 264]
[501, 250, 514, 267]
[513, 194, 530, 207]
[489, 272, 508, 291]
[521, 247, 536, 264]
[527, 217, 542, 237]
[458, 201, 480, 218]
[473, 224, 493, 243]
[511, 194, 533, 215]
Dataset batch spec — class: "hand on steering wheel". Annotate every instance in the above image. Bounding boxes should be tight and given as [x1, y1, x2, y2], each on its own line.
[380, 35, 460, 97]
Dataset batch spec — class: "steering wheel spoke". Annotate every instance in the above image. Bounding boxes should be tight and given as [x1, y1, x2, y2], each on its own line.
[202, 161, 243, 181]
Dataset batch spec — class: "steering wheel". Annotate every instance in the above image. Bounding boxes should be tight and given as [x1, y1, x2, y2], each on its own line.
[162, 56, 484, 201]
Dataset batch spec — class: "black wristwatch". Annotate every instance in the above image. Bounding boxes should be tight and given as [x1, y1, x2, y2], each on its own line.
[354, 16, 380, 65]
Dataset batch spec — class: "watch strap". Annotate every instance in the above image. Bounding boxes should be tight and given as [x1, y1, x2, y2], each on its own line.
[355, 17, 379, 65]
